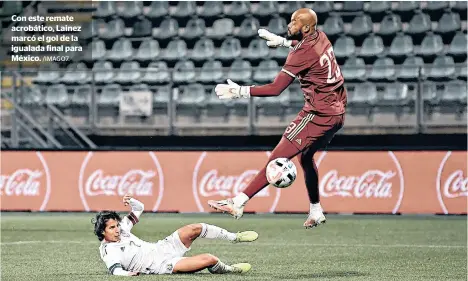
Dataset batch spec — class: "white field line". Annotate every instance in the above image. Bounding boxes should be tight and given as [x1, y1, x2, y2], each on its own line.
[0, 240, 466, 249]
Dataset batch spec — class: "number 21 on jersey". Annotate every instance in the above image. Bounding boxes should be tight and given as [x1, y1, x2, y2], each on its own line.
[320, 47, 341, 84]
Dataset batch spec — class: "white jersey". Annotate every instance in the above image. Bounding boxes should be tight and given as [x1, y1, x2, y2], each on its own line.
[98, 200, 190, 275]
[99, 216, 158, 274]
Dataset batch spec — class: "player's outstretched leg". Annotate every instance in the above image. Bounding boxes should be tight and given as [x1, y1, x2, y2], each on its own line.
[177, 223, 259, 245]
[208, 137, 300, 219]
[298, 147, 326, 229]
[172, 254, 251, 274]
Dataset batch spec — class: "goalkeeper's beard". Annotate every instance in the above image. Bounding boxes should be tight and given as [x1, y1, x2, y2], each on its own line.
[286, 30, 303, 41]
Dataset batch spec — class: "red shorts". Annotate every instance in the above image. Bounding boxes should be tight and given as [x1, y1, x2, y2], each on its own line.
[282, 110, 345, 152]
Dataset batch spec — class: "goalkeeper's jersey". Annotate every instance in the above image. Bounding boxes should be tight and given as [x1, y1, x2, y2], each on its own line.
[99, 217, 157, 274]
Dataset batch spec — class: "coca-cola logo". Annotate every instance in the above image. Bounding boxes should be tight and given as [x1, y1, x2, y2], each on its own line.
[192, 152, 281, 213]
[316, 151, 404, 214]
[79, 152, 164, 212]
[436, 151, 467, 214]
[0, 152, 51, 211]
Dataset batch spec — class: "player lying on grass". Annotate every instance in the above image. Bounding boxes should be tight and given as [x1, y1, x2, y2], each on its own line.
[92, 194, 258, 276]
[210, 8, 346, 229]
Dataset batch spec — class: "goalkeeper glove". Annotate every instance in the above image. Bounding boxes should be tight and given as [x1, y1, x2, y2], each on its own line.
[258, 29, 293, 49]
[215, 79, 250, 100]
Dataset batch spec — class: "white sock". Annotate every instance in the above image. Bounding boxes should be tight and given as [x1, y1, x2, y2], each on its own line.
[200, 223, 236, 241]
[310, 202, 323, 214]
[208, 260, 237, 274]
[232, 192, 249, 208]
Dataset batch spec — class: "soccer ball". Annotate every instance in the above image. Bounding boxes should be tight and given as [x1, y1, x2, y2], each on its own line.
[266, 158, 297, 188]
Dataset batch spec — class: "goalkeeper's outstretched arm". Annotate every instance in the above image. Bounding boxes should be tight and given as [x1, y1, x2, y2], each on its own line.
[249, 71, 295, 97]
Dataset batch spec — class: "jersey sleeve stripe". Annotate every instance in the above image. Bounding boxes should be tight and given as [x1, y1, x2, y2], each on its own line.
[281, 68, 296, 78]
[109, 263, 122, 274]
[127, 212, 139, 225]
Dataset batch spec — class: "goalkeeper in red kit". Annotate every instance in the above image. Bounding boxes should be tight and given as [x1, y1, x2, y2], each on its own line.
[209, 8, 347, 229]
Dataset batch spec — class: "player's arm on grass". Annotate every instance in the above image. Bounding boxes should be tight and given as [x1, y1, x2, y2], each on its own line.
[121, 194, 144, 231]
[101, 246, 139, 276]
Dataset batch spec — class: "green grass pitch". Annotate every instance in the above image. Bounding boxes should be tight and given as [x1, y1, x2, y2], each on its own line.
[1, 213, 466, 281]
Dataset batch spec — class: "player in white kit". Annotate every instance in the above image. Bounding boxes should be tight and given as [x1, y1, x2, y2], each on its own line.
[92, 194, 258, 276]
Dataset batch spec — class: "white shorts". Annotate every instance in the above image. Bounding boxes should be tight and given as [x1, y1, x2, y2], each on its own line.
[149, 231, 191, 274]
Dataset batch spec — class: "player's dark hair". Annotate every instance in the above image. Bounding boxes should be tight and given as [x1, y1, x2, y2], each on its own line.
[91, 211, 122, 241]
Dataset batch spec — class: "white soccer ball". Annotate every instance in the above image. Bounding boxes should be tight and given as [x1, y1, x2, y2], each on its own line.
[266, 158, 297, 188]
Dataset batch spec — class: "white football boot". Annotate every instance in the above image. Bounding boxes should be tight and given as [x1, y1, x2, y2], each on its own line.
[207, 198, 244, 220]
[303, 210, 327, 229]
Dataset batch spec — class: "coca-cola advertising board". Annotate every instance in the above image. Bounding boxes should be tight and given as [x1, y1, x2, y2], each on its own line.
[1, 151, 466, 214]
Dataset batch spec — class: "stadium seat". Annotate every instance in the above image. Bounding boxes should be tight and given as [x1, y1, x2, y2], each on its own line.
[80, 20, 98, 41]
[347, 15, 373, 45]
[218, 37, 242, 62]
[347, 83, 378, 114]
[359, 34, 385, 63]
[244, 39, 271, 62]
[270, 46, 290, 63]
[71, 85, 92, 120]
[236, 17, 261, 40]
[191, 38, 216, 62]
[435, 11, 461, 44]
[114, 61, 142, 85]
[129, 83, 150, 93]
[140, 62, 170, 85]
[131, 17, 152, 38]
[377, 14, 403, 46]
[458, 60, 467, 81]
[388, 33, 414, 61]
[254, 88, 291, 122]
[406, 12, 432, 45]
[204, 87, 233, 122]
[198, 1, 223, 23]
[206, 19, 235, 42]
[172, 60, 196, 84]
[135, 38, 160, 62]
[117, 1, 143, 21]
[98, 84, 121, 123]
[228, 59, 253, 83]
[396, 56, 424, 82]
[254, 60, 280, 83]
[161, 39, 188, 62]
[144, 1, 169, 23]
[60, 62, 90, 85]
[198, 60, 224, 84]
[392, 1, 419, 22]
[92, 61, 115, 85]
[180, 17, 206, 43]
[175, 83, 206, 122]
[83, 39, 107, 62]
[153, 85, 171, 109]
[33, 63, 61, 85]
[106, 38, 134, 62]
[94, 1, 116, 18]
[99, 18, 125, 41]
[426, 55, 456, 81]
[342, 57, 367, 82]
[368, 57, 396, 82]
[267, 15, 288, 36]
[440, 81, 467, 108]
[224, 1, 251, 25]
[321, 15, 344, 42]
[45, 84, 69, 108]
[448, 32, 467, 62]
[153, 17, 179, 42]
[252, 2, 279, 25]
[312, 2, 333, 19]
[365, 1, 391, 22]
[377, 83, 412, 107]
[334, 36, 356, 60]
[453, 1, 467, 20]
[342, 1, 364, 12]
[279, 1, 304, 17]
[171, 1, 197, 21]
[417, 33, 444, 60]
[423, 1, 449, 22]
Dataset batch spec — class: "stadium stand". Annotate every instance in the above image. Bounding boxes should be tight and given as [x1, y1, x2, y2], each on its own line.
[0, 1, 467, 144]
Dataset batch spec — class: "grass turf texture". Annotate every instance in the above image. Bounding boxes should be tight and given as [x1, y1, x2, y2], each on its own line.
[1, 213, 466, 281]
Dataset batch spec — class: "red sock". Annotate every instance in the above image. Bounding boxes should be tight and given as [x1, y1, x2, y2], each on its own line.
[243, 137, 301, 198]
